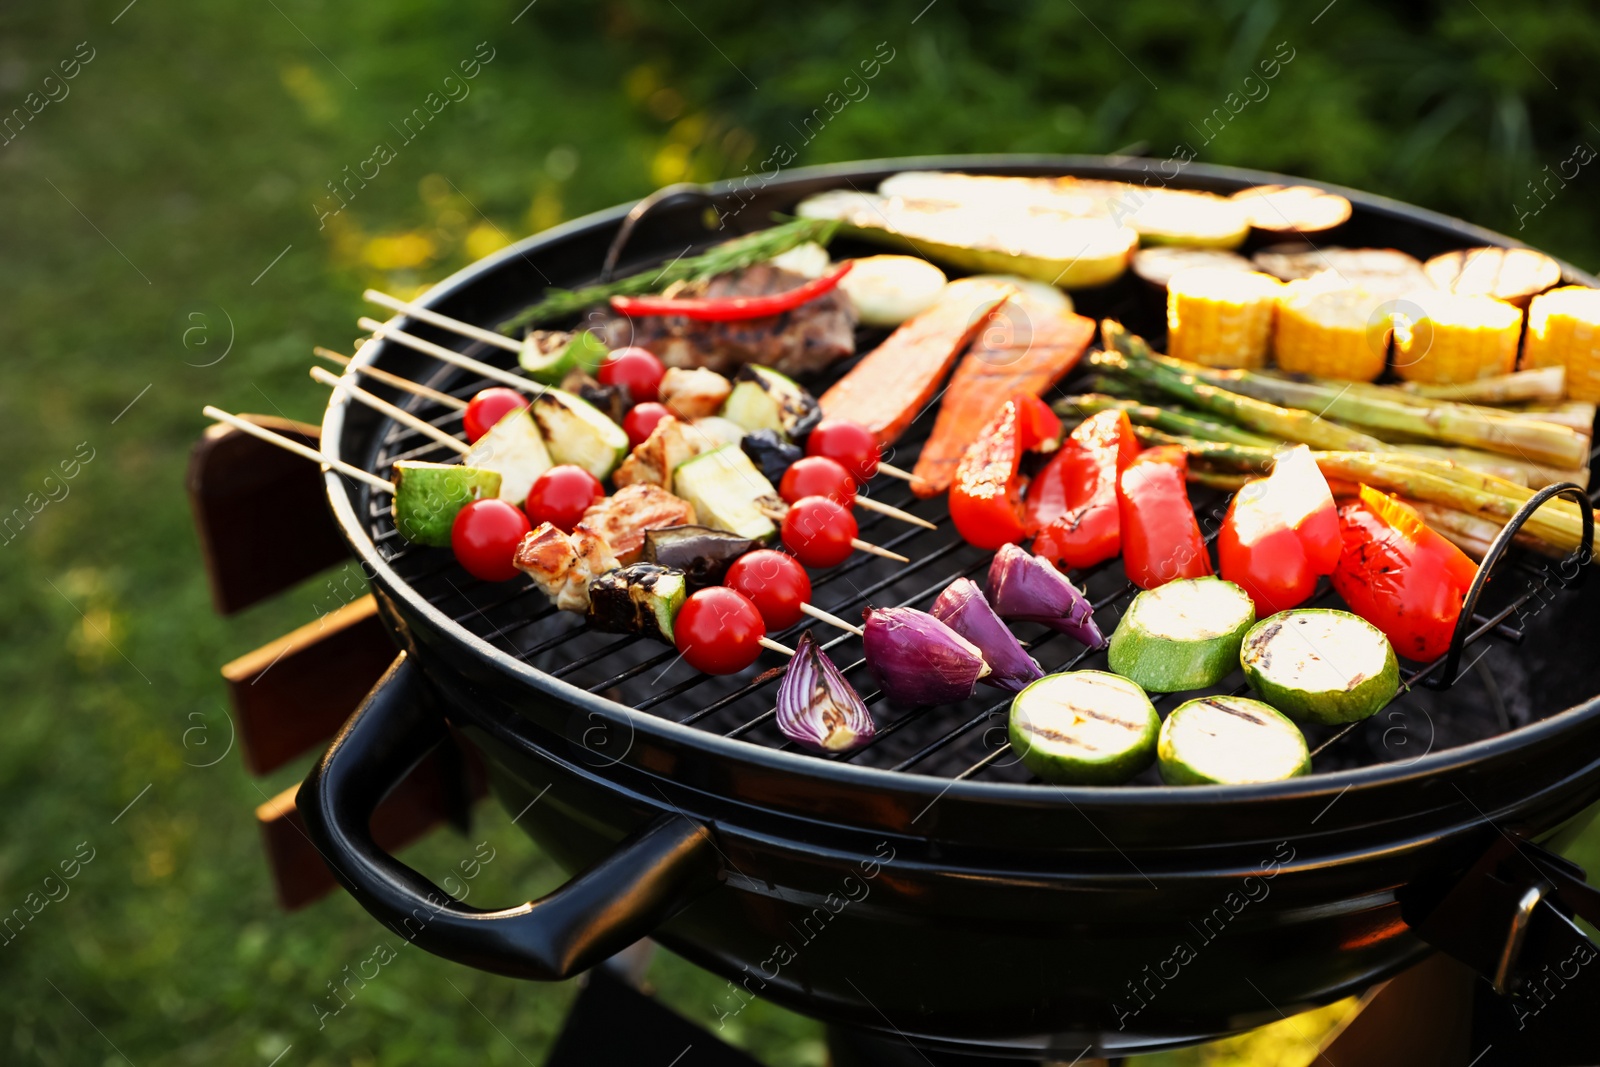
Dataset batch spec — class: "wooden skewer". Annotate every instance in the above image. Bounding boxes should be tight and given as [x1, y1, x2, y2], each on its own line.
[364, 290, 523, 354]
[800, 603, 864, 635]
[358, 317, 543, 397]
[876, 459, 920, 484]
[850, 538, 910, 563]
[758, 636, 796, 657]
[854, 496, 937, 530]
[314, 347, 468, 411]
[202, 406, 396, 493]
[309, 366, 471, 456]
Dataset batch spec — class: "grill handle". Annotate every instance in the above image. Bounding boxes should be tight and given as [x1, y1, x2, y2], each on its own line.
[296, 654, 722, 981]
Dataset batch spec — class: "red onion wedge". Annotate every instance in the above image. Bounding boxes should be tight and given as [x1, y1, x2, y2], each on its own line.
[987, 542, 1107, 649]
[863, 606, 990, 706]
[776, 631, 876, 752]
[932, 578, 1043, 693]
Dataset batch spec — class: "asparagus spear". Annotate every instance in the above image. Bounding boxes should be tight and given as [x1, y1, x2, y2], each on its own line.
[1398, 366, 1566, 405]
[1406, 500, 1563, 561]
[1053, 394, 1277, 447]
[498, 218, 841, 332]
[1506, 400, 1597, 435]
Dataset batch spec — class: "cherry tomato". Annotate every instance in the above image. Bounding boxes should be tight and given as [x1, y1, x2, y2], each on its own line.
[782, 495, 857, 569]
[463, 388, 528, 443]
[674, 587, 766, 675]
[779, 456, 856, 507]
[450, 498, 531, 582]
[623, 401, 672, 448]
[725, 549, 812, 631]
[524, 465, 605, 533]
[598, 346, 665, 403]
[806, 418, 881, 482]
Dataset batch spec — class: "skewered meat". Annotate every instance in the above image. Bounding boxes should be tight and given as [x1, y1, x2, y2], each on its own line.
[514, 521, 620, 612]
[580, 483, 697, 563]
[598, 263, 857, 377]
[613, 416, 709, 491]
[660, 367, 733, 419]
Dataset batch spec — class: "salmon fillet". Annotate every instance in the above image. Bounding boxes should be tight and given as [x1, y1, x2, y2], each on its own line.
[910, 304, 1095, 497]
[818, 279, 1013, 449]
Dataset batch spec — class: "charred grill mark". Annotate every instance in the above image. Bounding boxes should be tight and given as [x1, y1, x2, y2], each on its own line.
[1203, 697, 1269, 725]
[1247, 620, 1283, 669]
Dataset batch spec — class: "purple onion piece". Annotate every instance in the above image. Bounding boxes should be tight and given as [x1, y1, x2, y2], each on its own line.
[931, 577, 1043, 693]
[863, 606, 990, 706]
[776, 632, 876, 753]
[987, 542, 1107, 649]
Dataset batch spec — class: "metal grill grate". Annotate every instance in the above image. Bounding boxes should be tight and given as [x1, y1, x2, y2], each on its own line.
[350, 330, 1594, 785]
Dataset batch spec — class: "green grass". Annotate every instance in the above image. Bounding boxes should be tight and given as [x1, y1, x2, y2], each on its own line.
[2, 1, 1597, 1064]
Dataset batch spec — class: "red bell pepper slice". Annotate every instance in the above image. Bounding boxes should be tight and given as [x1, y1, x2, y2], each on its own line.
[1217, 446, 1341, 615]
[609, 261, 853, 322]
[1330, 485, 1477, 662]
[1016, 394, 1062, 453]
[1117, 445, 1212, 589]
[950, 397, 1033, 550]
[1028, 410, 1140, 571]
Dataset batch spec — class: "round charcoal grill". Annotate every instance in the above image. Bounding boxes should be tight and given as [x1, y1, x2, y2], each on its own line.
[299, 156, 1600, 1059]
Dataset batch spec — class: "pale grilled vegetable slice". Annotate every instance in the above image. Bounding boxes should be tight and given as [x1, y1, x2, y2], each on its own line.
[462, 407, 552, 506]
[672, 444, 779, 541]
[391, 461, 503, 547]
[769, 241, 832, 279]
[1133, 246, 1254, 289]
[586, 563, 687, 643]
[1229, 185, 1352, 235]
[1422, 247, 1561, 307]
[720, 365, 820, 442]
[1008, 671, 1160, 784]
[1106, 577, 1255, 693]
[838, 255, 948, 326]
[1128, 188, 1251, 249]
[1239, 609, 1399, 725]
[528, 387, 630, 481]
[796, 188, 1136, 289]
[967, 274, 1073, 314]
[1157, 696, 1311, 785]
[1253, 245, 1425, 286]
[520, 330, 609, 385]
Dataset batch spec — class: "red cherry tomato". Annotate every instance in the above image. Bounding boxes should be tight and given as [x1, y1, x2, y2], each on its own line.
[463, 388, 528, 443]
[806, 418, 881, 482]
[598, 346, 665, 403]
[623, 402, 672, 448]
[725, 549, 812, 631]
[781, 496, 857, 569]
[674, 587, 766, 675]
[779, 456, 856, 507]
[450, 498, 531, 582]
[524, 465, 605, 533]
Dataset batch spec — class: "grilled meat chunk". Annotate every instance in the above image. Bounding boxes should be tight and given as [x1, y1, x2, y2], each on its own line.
[599, 263, 857, 377]
[560, 523, 620, 612]
[513, 522, 579, 602]
[660, 366, 733, 419]
[580, 483, 697, 564]
[613, 416, 707, 491]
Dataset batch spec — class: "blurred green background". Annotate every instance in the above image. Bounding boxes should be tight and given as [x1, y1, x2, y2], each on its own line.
[2, 1, 1598, 1064]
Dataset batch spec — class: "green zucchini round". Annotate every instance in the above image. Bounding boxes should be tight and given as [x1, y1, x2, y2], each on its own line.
[1157, 696, 1311, 786]
[1239, 609, 1400, 725]
[1106, 577, 1255, 693]
[1008, 671, 1160, 784]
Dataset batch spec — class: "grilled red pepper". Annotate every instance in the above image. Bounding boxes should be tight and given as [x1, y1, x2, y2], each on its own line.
[1217, 446, 1341, 616]
[609, 261, 853, 322]
[1016, 393, 1062, 452]
[1331, 485, 1477, 662]
[950, 397, 1032, 550]
[1029, 410, 1140, 571]
[1117, 445, 1212, 589]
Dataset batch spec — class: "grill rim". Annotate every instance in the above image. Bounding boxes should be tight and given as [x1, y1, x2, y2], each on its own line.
[319, 152, 1600, 810]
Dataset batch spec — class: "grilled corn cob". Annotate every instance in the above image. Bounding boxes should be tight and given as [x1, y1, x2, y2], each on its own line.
[1392, 290, 1522, 385]
[1273, 279, 1392, 381]
[1524, 286, 1600, 403]
[1166, 268, 1283, 369]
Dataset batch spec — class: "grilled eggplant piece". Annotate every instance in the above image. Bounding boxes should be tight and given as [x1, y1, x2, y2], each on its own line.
[642, 525, 763, 590]
[598, 263, 857, 377]
[586, 564, 687, 642]
[740, 429, 802, 485]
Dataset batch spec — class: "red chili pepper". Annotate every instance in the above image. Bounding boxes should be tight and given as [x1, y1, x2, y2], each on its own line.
[1217, 446, 1341, 616]
[609, 261, 853, 322]
[1028, 410, 1140, 571]
[1330, 485, 1477, 661]
[1117, 446, 1212, 589]
[950, 398, 1030, 550]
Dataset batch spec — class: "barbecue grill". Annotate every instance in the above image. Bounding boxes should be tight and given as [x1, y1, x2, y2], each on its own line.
[295, 155, 1600, 1061]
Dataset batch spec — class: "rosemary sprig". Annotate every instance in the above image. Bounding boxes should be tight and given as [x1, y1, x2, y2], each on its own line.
[497, 217, 840, 334]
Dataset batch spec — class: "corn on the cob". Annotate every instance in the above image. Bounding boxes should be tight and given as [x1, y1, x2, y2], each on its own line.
[1524, 286, 1600, 403]
[1273, 279, 1392, 381]
[1165, 268, 1282, 369]
[1392, 290, 1522, 385]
